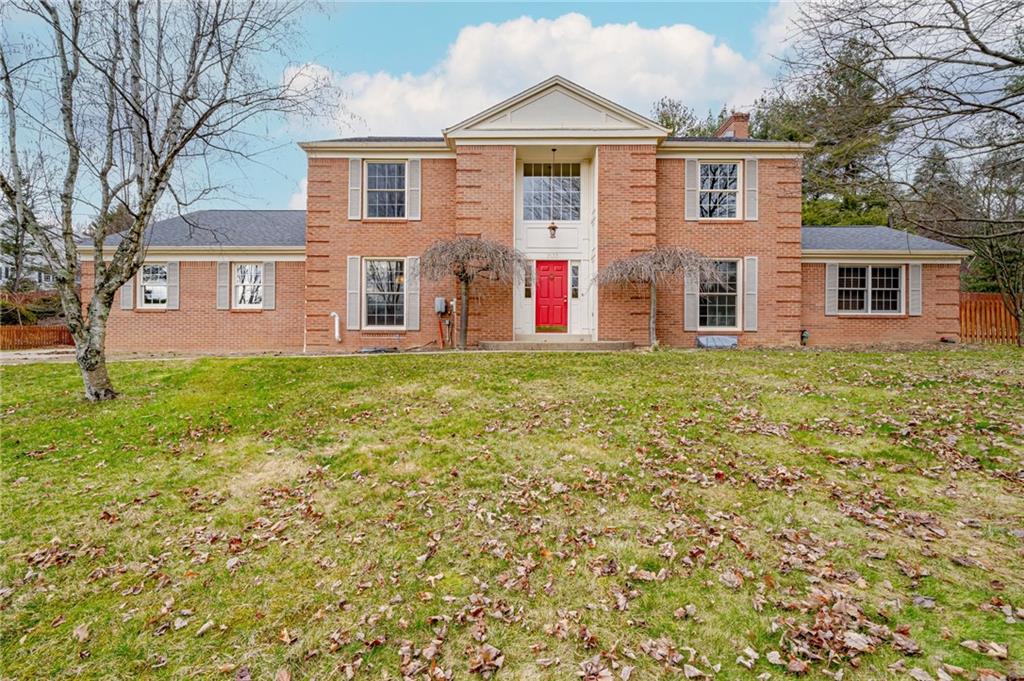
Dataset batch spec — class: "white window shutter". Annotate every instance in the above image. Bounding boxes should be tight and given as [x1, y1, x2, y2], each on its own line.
[347, 255, 361, 330]
[909, 263, 922, 316]
[825, 263, 839, 316]
[683, 268, 699, 331]
[743, 256, 758, 331]
[348, 158, 362, 221]
[684, 159, 699, 221]
[407, 159, 421, 221]
[744, 158, 758, 221]
[120, 275, 134, 310]
[405, 256, 420, 330]
[262, 261, 276, 310]
[217, 262, 230, 310]
[166, 261, 180, 310]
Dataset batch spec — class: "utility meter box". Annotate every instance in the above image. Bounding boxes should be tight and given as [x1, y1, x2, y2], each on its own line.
[434, 297, 448, 314]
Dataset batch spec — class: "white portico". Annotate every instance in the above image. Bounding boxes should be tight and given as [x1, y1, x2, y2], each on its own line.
[443, 76, 670, 340]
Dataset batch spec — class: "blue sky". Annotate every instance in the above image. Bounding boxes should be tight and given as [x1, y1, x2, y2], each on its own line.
[202, 2, 796, 212]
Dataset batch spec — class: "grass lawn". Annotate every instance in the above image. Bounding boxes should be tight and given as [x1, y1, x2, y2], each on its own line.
[1, 348, 1023, 680]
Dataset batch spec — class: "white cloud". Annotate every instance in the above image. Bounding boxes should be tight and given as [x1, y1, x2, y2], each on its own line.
[288, 178, 307, 210]
[753, 1, 802, 64]
[326, 12, 778, 136]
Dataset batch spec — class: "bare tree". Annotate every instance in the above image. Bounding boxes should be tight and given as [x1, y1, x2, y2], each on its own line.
[1, 0, 335, 399]
[596, 247, 711, 347]
[785, 0, 1024, 238]
[902, 147, 1024, 344]
[651, 97, 729, 137]
[420, 237, 525, 350]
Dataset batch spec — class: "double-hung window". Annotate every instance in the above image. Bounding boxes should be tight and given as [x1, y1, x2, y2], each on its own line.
[699, 162, 740, 219]
[523, 163, 581, 221]
[838, 265, 903, 314]
[364, 258, 405, 328]
[365, 162, 406, 219]
[233, 263, 263, 309]
[139, 263, 168, 308]
[699, 260, 740, 328]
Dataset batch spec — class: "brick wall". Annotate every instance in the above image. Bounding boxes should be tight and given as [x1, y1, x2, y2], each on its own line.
[596, 145, 659, 345]
[305, 156, 458, 352]
[800, 263, 961, 345]
[454, 145, 516, 345]
[644, 157, 804, 347]
[81, 260, 305, 353]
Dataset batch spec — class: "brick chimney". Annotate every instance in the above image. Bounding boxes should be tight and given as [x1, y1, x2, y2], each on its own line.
[714, 111, 750, 139]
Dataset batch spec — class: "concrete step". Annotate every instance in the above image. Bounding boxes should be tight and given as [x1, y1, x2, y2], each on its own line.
[479, 340, 635, 352]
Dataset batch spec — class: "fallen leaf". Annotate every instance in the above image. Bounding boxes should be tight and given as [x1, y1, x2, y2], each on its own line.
[274, 667, 291, 681]
[73, 623, 89, 643]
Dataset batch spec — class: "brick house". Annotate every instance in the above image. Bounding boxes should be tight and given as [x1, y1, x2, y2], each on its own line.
[81, 76, 969, 352]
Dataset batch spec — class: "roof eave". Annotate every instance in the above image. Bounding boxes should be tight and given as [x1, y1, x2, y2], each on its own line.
[801, 248, 971, 258]
[660, 140, 814, 152]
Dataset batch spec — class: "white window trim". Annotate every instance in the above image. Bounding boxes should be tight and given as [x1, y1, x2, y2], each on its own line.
[362, 257, 407, 330]
[137, 262, 168, 309]
[697, 258, 743, 332]
[363, 160, 408, 221]
[698, 161, 743, 221]
[521, 162, 584, 225]
[232, 262, 264, 310]
[835, 264, 905, 316]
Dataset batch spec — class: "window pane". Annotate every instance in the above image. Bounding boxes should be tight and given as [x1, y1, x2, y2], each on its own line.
[143, 285, 167, 305]
[365, 259, 405, 327]
[838, 266, 867, 312]
[142, 264, 167, 284]
[699, 191, 737, 218]
[571, 264, 580, 298]
[700, 163, 739, 190]
[234, 264, 263, 306]
[871, 266, 901, 312]
[699, 261, 738, 327]
[366, 162, 407, 218]
[522, 163, 581, 221]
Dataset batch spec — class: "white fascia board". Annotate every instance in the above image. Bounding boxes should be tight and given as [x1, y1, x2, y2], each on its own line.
[659, 141, 813, 155]
[802, 250, 968, 263]
[657, 149, 804, 160]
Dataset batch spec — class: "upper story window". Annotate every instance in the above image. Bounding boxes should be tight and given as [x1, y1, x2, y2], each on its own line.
[523, 163, 580, 222]
[699, 260, 740, 328]
[139, 263, 168, 308]
[366, 162, 406, 219]
[699, 162, 740, 219]
[838, 265, 903, 314]
[364, 258, 405, 328]
[233, 263, 264, 309]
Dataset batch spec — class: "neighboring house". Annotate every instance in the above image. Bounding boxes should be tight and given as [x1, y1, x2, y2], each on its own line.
[79, 76, 969, 353]
[0, 254, 56, 291]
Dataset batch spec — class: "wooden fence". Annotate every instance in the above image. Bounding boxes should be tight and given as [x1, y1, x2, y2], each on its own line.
[960, 293, 1019, 345]
[0, 325, 74, 350]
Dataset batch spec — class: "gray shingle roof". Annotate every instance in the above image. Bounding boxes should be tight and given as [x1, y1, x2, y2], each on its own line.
[665, 136, 789, 143]
[801, 226, 969, 253]
[104, 210, 306, 248]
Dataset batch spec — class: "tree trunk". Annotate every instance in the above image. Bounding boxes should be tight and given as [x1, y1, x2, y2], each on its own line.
[73, 293, 118, 401]
[458, 278, 469, 350]
[648, 279, 658, 348]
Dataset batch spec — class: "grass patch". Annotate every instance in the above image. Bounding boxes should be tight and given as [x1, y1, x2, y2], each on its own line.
[1, 348, 1022, 679]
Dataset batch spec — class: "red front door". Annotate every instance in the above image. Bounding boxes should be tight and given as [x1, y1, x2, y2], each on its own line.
[535, 260, 568, 332]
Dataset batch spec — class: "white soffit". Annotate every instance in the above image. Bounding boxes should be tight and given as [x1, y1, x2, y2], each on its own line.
[445, 75, 668, 140]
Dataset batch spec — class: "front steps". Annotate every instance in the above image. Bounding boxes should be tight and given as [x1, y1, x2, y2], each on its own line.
[479, 339, 634, 352]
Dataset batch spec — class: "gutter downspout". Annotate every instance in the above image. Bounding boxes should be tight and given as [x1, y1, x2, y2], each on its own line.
[329, 311, 341, 342]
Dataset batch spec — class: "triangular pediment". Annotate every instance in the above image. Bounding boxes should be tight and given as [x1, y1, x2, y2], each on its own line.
[445, 76, 668, 140]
